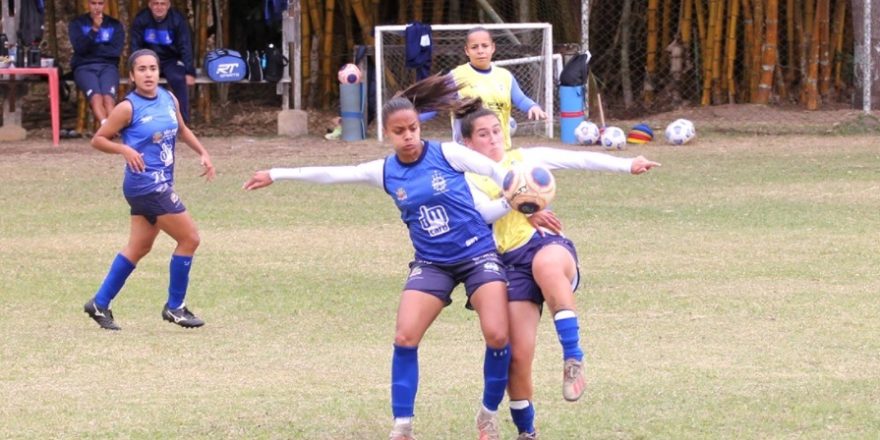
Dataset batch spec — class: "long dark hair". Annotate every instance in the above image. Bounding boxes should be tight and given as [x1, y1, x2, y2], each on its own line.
[382, 74, 484, 128]
[128, 48, 159, 70]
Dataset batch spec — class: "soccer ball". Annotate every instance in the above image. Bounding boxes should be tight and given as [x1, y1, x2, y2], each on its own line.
[502, 162, 557, 214]
[664, 119, 696, 145]
[337, 63, 361, 84]
[574, 121, 601, 145]
[600, 126, 627, 150]
[509, 117, 517, 136]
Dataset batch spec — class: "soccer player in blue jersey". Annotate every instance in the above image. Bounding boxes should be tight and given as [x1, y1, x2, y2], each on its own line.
[460, 108, 659, 439]
[244, 75, 511, 440]
[83, 49, 215, 331]
[68, 0, 125, 126]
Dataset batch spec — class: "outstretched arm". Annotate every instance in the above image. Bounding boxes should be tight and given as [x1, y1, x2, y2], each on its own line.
[244, 159, 385, 190]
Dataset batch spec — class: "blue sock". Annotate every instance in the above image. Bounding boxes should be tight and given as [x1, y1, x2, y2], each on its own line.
[93, 254, 136, 308]
[482, 344, 510, 411]
[391, 345, 419, 418]
[554, 311, 584, 361]
[167, 255, 193, 309]
[510, 400, 536, 434]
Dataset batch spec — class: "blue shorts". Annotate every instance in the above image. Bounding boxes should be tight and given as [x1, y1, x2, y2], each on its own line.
[125, 186, 186, 225]
[503, 233, 580, 306]
[73, 64, 119, 98]
[403, 251, 507, 309]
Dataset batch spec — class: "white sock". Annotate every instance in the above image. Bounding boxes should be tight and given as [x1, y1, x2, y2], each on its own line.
[394, 417, 412, 425]
[481, 404, 497, 414]
[509, 400, 530, 410]
[554, 309, 576, 321]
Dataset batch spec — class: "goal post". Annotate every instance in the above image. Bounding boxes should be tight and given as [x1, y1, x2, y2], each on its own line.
[374, 23, 554, 142]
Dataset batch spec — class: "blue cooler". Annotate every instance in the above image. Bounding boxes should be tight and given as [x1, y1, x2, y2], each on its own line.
[559, 85, 585, 144]
[340, 83, 366, 141]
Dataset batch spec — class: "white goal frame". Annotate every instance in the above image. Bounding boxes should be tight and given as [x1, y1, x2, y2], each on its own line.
[374, 23, 554, 142]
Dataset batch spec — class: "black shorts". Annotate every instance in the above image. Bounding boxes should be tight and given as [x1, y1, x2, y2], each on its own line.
[125, 186, 186, 224]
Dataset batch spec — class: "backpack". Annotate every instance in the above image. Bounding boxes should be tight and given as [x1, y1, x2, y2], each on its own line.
[559, 52, 591, 86]
[262, 44, 288, 82]
[247, 50, 263, 82]
[204, 49, 248, 82]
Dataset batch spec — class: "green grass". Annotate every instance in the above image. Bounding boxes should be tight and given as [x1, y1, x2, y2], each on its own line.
[1, 134, 878, 439]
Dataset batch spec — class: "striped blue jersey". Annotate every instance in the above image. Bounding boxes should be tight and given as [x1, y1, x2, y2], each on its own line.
[121, 88, 179, 197]
[383, 140, 496, 264]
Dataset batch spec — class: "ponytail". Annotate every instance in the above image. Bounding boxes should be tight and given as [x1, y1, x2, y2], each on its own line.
[382, 74, 485, 128]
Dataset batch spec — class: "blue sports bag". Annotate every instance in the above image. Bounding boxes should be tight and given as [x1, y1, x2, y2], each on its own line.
[204, 49, 248, 82]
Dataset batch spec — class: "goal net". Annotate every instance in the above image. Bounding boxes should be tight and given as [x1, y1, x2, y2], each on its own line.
[374, 23, 555, 142]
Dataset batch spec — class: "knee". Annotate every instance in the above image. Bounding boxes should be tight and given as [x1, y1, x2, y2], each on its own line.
[178, 230, 201, 252]
[393, 332, 419, 347]
[125, 243, 153, 261]
[483, 326, 509, 349]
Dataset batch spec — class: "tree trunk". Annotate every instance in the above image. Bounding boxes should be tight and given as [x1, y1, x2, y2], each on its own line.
[749, 0, 764, 101]
[818, 0, 833, 97]
[850, 0, 880, 108]
[701, 0, 716, 105]
[805, 0, 824, 109]
[831, 0, 848, 92]
[711, 0, 725, 104]
[740, 0, 753, 102]
[785, 0, 796, 83]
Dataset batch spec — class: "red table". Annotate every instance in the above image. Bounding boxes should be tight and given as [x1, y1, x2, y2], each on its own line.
[0, 67, 61, 146]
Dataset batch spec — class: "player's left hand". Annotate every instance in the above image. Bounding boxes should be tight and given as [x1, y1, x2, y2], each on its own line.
[186, 74, 195, 86]
[200, 154, 216, 181]
[527, 105, 547, 120]
[527, 209, 562, 236]
[243, 170, 273, 190]
[630, 156, 661, 174]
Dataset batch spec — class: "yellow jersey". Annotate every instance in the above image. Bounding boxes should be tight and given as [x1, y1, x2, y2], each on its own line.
[451, 63, 515, 151]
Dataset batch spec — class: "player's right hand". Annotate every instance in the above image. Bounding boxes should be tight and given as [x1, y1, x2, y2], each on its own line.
[243, 170, 273, 190]
[122, 146, 145, 173]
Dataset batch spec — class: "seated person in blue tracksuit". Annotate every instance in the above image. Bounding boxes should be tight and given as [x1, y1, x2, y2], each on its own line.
[130, 0, 195, 122]
[69, 0, 124, 126]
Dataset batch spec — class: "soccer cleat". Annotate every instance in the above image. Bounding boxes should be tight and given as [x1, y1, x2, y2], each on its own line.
[162, 304, 205, 328]
[517, 431, 539, 440]
[475, 407, 501, 440]
[562, 358, 586, 402]
[389, 420, 415, 440]
[83, 298, 121, 330]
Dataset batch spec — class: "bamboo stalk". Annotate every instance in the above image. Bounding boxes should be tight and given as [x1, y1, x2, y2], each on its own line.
[694, 0, 707, 44]
[432, 0, 444, 23]
[681, 0, 693, 45]
[661, 0, 673, 67]
[350, 0, 374, 44]
[755, 0, 778, 104]
[321, 0, 336, 108]
[804, 0, 822, 109]
[725, 0, 739, 104]
[749, 0, 763, 101]
[740, 0, 753, 102]
[700, 0, 716, 106]
[818, 0, 832, 97]
[646, 0, 659, 105]
[831, 0, 847, 91]
[197, 0, 210, 123]
[413, 0, 423, 22]
[784, 0, 796, 83]
[710, 0, 725, 104]
[342, 0, 354, 55]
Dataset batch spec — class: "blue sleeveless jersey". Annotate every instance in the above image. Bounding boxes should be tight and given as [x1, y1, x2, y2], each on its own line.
[121, 88, 180, 197]
[383, 140, 496, 264]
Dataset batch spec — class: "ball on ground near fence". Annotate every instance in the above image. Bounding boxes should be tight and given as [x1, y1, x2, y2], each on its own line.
[664, 119, 696, 145]
[600, 126, 627, 150]
[574, 121, 601, 145]
[627, 123, 654, 144]
[338, 63, 361, 84]
[509, 118, 517, 136]
[502, 162, 557, 214]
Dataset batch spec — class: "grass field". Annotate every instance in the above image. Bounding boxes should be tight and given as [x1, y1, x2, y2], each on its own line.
[1, 133, 878, 439]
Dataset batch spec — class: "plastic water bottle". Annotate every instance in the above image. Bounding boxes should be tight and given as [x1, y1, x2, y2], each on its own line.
[8, 45, 17, 67]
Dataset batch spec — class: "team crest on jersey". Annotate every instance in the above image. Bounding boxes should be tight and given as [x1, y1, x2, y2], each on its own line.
[152, 132, 163, 143]
[431, 171, 447, 193]
[396, 187, 407, 201]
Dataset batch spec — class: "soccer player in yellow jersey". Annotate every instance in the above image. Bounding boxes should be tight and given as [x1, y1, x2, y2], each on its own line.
[460, 106, 659, 439]
[449, 27, 547, 150]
